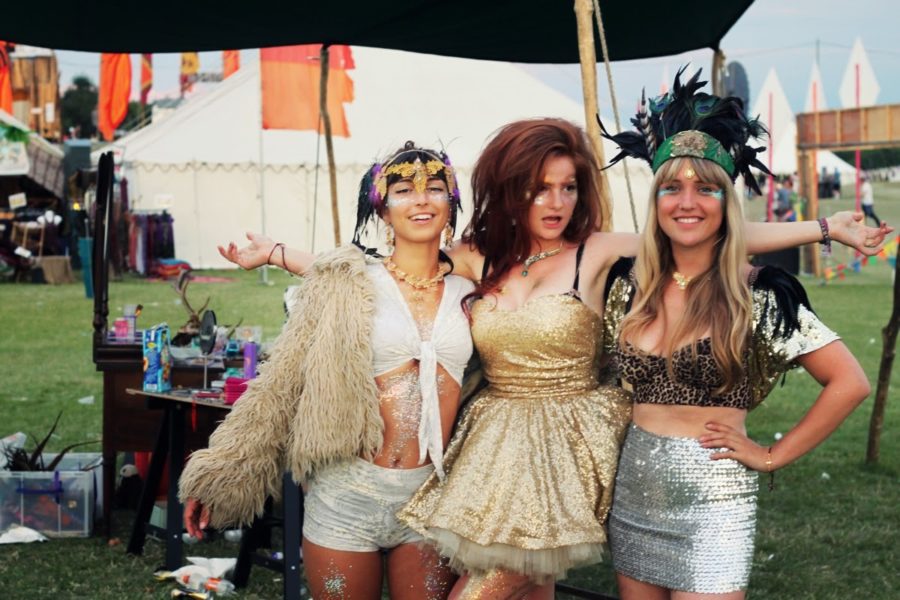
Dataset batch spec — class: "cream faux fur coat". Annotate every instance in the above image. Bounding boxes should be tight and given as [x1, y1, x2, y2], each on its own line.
[178, 245, 383, 528]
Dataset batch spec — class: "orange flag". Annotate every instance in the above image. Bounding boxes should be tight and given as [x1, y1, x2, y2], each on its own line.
[260, 45, 354, 136]
[223, 50, 240, 79]
[98, 53, 132, 141]
[0, 41, 12, 115]
[140, 54, 152, 105]
[180, 52, 199, 95]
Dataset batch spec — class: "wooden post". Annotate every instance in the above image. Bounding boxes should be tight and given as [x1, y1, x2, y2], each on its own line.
[573, 0, 612, 231]
[867, 245, 900, 464]
[711, 49, 726, 96]
[319, 45, 341, 246]
[797, 148, 820, 276]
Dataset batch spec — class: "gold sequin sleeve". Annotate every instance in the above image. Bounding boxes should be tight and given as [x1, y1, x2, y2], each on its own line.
[748, 286, 840, 409]
[602, 276, 632, 356]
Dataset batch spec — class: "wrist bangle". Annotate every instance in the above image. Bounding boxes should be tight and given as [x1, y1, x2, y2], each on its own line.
[817, 218, 832, 257]
[279, 243, 297, 277]
[766, 447, 776, 491]
[266, 242, 284, 266]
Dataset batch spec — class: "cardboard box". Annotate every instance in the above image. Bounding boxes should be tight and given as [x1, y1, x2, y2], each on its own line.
[0, 469, 94, 537]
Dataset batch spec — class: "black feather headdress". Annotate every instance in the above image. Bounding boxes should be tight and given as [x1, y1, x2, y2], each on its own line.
[598, 66, 772, 195]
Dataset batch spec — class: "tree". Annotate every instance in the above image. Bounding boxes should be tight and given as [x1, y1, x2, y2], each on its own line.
[120, 100, 151, 132]
[60, 75, 98, 138]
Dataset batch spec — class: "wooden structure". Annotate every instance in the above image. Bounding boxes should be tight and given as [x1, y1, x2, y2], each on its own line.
[9, 47, 61, 141]
[796, 105, 900, 468]
[795, 103, 900, 275]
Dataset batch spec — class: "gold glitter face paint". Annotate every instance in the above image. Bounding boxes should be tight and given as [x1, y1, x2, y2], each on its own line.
[386, 178, 451, 207]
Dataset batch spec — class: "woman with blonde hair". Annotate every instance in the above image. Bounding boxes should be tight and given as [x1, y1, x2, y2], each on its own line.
[601, 72, 871, 599]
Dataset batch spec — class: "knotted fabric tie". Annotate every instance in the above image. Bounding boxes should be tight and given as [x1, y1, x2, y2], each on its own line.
[416, 340, 445, 479]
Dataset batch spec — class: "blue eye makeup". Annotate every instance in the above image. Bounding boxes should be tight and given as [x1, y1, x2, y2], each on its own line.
[657, 187, 679, 198]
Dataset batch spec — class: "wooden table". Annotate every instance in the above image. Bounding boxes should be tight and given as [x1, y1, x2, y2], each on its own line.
[94, 342, 227, 535]
[124, 388, 303, 600]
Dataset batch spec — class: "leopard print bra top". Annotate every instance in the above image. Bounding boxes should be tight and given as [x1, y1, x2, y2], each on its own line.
[616, 338, 754, 409]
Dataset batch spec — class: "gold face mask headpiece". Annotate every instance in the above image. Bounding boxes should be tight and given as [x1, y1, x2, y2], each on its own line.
[374, 151, 457, 204]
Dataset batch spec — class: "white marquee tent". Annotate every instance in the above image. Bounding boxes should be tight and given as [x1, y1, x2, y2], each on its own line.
[100, 47, 653, 269]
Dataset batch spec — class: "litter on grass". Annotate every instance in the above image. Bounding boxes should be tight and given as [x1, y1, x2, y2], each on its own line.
[0, 525, 49, 544]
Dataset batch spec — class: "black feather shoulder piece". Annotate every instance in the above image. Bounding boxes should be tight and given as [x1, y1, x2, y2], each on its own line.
[598, 65, 773, 194]
[604, 256, 636, 303]
[752, 265, 814, 339]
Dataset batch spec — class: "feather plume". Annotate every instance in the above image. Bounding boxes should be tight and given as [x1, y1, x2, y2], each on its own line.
[600, 65, 773, 187]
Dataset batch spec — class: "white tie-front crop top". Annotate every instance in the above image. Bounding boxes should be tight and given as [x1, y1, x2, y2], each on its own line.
[368, 262, 474, 479]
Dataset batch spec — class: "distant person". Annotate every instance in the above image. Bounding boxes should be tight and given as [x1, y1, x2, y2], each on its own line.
[774, 178, 797, 222]
[861, 173, 882, 226]
[833, 167, 842, 199]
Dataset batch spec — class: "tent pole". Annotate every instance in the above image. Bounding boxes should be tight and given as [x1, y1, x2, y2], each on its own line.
[257, 64, 269, 284]
[573, 0, 612, 231]
[319, 45, 341, 247]
[711, 48, 726, 96]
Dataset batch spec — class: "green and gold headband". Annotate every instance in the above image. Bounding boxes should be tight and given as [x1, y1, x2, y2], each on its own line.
[651, 130, 735, 175]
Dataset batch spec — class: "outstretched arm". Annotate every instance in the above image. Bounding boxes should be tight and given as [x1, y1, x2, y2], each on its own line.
[701, 340, 869, 471]
[745, 211, 892, 256]
[217, 232, 316, 276]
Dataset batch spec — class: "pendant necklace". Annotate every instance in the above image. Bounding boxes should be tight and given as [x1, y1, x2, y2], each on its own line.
[672, 271, 693, 290]
[521, 242, 564, 277]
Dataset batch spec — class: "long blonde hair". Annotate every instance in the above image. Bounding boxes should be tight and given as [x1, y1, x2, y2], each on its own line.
[619, 157, 752, 393]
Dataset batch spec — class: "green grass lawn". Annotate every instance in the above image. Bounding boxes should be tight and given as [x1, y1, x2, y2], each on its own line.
[0, 182, 898, 598]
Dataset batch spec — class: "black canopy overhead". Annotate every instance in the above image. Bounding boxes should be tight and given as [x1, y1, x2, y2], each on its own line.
[2, 1, 752, 62]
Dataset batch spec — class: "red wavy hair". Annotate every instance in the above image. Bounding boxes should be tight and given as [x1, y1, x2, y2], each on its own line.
[461, 118, 602, 304]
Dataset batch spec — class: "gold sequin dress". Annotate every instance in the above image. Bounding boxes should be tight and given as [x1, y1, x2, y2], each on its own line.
[399, 293, 632, 581]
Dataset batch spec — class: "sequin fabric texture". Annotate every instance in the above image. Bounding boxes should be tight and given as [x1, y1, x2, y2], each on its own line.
[609, 424, 758, 593]
[399, 294, 633, 581]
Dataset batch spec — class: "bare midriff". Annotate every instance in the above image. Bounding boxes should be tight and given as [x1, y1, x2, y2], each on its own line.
[366, 359, 461, 469]
[633, 403, 748, 439]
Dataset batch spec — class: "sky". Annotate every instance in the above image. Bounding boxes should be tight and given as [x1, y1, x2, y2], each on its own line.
[49, 0, 900, 118]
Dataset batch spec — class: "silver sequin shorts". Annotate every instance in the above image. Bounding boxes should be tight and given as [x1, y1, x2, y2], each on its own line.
[303, 458, 434, 552]
[609, 423, 759, 594]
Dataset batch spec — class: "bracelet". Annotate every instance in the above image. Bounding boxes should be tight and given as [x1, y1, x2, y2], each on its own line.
[266, 242, 285, 266]
[817, 217, 832, 257]
[766, 447, 776, 491]
[279, 243, 298, 277]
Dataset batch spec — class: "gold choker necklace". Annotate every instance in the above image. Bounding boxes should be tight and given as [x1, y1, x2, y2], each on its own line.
[384, 258, 450, 300]
[672, 271, 693, 290]
[521, 243, 564, 277]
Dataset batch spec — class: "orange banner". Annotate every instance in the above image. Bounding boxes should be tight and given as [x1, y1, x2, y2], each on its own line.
[0, 41, 12, 115]
[260, 45, 354, 136]
[140, 53, 152, 105]
[180, 52, 199, 95]
[98, 53, 132, 141]
[223, 50, 240, 79]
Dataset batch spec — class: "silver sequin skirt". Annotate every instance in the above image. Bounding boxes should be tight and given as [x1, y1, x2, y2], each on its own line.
[609, 423, 759, 594]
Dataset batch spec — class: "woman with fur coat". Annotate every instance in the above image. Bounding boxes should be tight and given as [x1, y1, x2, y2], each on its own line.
[180, 142, 474, 600]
